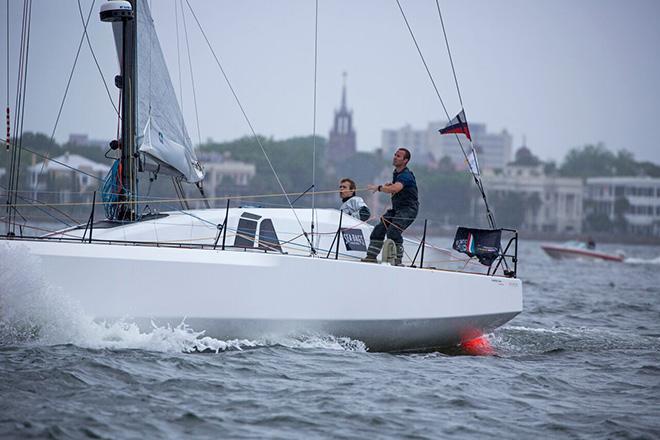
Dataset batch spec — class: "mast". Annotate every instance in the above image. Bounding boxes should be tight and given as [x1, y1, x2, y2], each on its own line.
[120, 0, 138, 221]
[101, 0, 138, 221]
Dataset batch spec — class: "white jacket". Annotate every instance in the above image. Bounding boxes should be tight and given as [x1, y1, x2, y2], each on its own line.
[340, 196, 371, 221]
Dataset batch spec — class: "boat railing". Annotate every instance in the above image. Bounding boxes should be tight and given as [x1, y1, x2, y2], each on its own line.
[490, 228, 518, 278]
[2, 189, 520, 278]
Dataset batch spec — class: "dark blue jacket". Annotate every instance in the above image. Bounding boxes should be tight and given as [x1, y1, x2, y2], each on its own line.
[391, 167, 419, 212]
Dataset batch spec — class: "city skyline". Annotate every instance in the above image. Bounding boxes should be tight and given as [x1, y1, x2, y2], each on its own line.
[1, 0, 659, 163]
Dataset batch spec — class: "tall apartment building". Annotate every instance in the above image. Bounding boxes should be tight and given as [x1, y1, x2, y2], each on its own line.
[381, 124, 427, 157]
[585, 177, 660, 236]
[381, 121, 512, 170]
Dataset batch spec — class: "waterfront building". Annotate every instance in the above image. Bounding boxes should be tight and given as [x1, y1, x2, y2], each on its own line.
[481, 159, 583, 233]
[585, 177, 660, 236]
[189, 151, 256, 207]
[27, 152, 109, 204]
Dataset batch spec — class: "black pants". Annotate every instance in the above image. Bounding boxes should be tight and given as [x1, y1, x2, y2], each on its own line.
[369, 208, 418, 246]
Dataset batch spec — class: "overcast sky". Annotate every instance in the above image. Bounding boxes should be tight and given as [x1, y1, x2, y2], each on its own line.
[2, 0, 659, 163]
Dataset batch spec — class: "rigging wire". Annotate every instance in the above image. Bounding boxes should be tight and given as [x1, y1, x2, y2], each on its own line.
[33, 0, 116, 194]
[49, 0, 97, 143]
[394, 0, 450, 120]
[395, 0, 495, 228]
[174, 0, 184, 119]
[6, 0, 25, 228]
[5, 0, 8, 151]
[182, 0, 316, 254]
[5, 0, 7, 102]
[76, 0, 119, 116]
[310, 0, 319, 249]
[180, 0, 202, 147]
[435, 0, 463, 110]
[1, 139, 104, 181]
[0, 183, 75, 226]
[7, 0, 32, 234]
[433, 0, 495, 228]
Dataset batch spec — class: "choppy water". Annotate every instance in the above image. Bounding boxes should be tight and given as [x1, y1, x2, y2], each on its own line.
[1, 239, 659, 439]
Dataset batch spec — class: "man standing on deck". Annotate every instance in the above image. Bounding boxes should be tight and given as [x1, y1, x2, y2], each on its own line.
[363, 148, 419, 265]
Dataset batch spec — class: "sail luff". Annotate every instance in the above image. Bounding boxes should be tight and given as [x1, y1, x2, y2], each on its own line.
[112, 0, 204, 184]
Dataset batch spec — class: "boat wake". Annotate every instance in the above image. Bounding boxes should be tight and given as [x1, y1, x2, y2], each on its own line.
[490, 325, 660, 356]
[0, 243, 366, 353]
[624, 255, 660, 265]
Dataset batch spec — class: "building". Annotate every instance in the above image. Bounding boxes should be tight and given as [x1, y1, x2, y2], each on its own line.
[585, 177, 660, 236]
[67, 133, 109, 149]
[482, 162, 584, 233]
[327, 73, 356, 163]
[381, 121, 512, 170]
[381, 124, 427, 158]
[190, 151, 256, 207]
[27, 152, 109, 204]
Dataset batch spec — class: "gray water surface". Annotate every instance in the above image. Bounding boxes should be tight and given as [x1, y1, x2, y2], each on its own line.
[1, 240, 659, 439]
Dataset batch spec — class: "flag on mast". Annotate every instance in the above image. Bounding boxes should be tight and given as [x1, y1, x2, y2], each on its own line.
[439, 109, 471, 141]
[467, 147, 480, 176]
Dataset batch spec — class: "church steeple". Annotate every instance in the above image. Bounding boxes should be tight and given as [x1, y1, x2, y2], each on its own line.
[327, 72, 357, 163]
[341, 71, 347, 110]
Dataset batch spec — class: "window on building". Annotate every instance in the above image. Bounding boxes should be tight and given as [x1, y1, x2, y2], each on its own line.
[566, 194, 575, 215]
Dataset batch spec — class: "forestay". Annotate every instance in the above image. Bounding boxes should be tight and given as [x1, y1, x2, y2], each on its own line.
[112, 0, 204, 183]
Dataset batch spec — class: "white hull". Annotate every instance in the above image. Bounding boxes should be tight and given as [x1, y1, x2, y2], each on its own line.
[541, 244, 624, 262]
[3, 209, 522, 351]
[4, 237, 521, 352]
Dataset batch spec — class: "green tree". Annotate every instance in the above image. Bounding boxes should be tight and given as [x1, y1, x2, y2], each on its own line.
[489, 191, 527, 228]
[613, 150, 637, 176]
[414, 167, 474, 225]
[543, 161, 557, 176]
[558, 143, 657, 178]
[437, 155, 455, 173]
[200, 135, 328, 207]
[638, 160, 660, 177]
[559, 143, 616, 177]
[333, 152, 387, 188]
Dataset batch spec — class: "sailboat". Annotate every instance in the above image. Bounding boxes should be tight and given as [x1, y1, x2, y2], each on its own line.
[1, 0, 522, 352]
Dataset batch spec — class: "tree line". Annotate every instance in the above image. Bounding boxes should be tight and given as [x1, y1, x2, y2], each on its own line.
[2, 132, 658, 231]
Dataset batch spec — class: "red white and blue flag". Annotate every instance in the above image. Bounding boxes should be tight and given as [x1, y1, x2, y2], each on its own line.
[466, 232, 476, 254]
[439, 109, 471, 141]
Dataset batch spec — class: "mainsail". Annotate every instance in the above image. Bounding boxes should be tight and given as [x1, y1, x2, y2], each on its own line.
[112, 0, 204, 183]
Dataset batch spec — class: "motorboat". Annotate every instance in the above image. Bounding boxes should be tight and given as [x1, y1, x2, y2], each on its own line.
[541, 241, 625, 262]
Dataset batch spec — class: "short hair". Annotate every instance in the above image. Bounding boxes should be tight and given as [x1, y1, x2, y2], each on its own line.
[340, 178, 357, 196]
[397, 148, 411, 161]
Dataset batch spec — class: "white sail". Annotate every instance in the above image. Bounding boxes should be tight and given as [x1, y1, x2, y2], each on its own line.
[113, 0, 204, 183]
